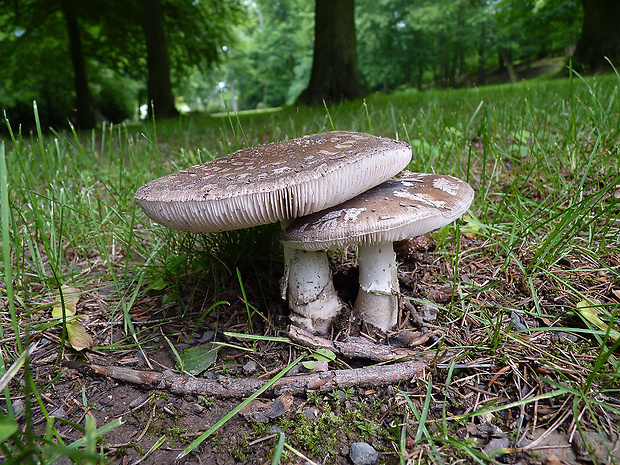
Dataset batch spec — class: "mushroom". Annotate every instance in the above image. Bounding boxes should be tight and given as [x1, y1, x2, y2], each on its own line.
[282, 172, 474, 332]
[135, 131, 412, 334]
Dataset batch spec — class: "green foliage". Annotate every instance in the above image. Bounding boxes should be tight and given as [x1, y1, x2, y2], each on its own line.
[356, 0, 582, 92]
[0, 0, 589, 123]
[0, 0, 245, 130]
[228, 0, 314, 109]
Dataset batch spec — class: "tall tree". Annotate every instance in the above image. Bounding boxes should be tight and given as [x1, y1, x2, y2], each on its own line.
[141, 0, 178, 118]
[298, 0, 366, 105]
[60, 0, 96, 129]
[573, 0, 620, 72]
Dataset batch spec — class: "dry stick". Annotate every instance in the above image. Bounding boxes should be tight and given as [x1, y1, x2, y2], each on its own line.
[63, 359, 427, 398]
[285, 325, 430, 362]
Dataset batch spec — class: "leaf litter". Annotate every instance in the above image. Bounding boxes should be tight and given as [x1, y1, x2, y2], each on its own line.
[4, 227, 619, 464]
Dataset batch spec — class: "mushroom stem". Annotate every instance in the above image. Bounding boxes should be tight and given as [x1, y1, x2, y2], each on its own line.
[284, 247, 343, 335]
[354, 242, 399, 331]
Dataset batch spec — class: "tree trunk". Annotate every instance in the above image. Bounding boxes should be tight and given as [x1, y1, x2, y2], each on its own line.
[499, 48, 517, 83]
[141, 0, 178, 119]
[573, 0, 620, 72]
[61, 0, 96, 130]
[297, 0, 366, 105]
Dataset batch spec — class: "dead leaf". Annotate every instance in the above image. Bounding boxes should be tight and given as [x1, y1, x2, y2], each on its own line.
[240, 392, 293, 423]
[66, 321, 93, 351]
[51, 287, 92, 351]
[542, 451, 567, 465]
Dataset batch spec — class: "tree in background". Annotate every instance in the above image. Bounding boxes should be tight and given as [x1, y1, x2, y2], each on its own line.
[357, 0, 431, 91]
[60, 0, 97, 128]
[0, 0, 103, 129]
[573, 0, 620, 72]
[298, 0, 366, 105]
[2, 0, 604, 125]
[490, 0, 581, 79]
[141, 0, 178, 119]
[0, 0, 243, 130]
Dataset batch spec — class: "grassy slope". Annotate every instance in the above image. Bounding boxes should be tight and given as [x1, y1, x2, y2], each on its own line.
[1, 73, 619, 463]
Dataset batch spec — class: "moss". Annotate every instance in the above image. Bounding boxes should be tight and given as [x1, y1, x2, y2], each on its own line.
[291, 405, 344, 457]
[117, 443, 146, 455]
[198, 395, 215, 409]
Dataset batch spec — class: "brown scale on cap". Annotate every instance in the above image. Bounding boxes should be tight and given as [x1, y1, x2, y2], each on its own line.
[135, 131, 412, 233]
[282, 172, 474, 250]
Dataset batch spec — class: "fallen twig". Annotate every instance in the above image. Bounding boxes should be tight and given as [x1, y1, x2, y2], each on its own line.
[63, 359, 426, 398]
[285, 325, 430, 362]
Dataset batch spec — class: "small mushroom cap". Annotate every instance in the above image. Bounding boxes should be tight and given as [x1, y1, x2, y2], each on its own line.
[282, 172, 474, 250]
[135, 131, 411, 232]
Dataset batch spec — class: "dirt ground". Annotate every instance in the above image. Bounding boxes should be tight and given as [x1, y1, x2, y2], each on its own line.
[14, 232, 620, 464]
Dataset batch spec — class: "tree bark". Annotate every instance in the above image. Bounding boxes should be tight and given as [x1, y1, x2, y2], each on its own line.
[297, 0, 366, 105]
[141, 0, 179, 119]
[61, 0, 97, 130]
[573, 0, 620, 72]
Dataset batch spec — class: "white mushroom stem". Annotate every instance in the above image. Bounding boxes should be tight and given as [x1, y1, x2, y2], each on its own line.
[283, 246, 343, 335]
[354, 242, 399, 332]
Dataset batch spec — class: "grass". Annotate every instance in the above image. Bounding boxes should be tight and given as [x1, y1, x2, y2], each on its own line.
[1, 71, 619, 463]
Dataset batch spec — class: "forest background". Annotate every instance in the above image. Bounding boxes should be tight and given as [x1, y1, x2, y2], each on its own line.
[0, 0, 617, 133]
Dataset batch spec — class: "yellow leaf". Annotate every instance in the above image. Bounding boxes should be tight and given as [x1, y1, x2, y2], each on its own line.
[51, 287, 92, 351]
[461, 215, 480, 239]
[67, 320, 93, 351]
[576, 299, 618, 342]
[51, 286, 80, 318]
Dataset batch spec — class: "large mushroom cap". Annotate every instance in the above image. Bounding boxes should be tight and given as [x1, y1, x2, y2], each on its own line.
[135, 131, 411, 232]
[282, 172, 474, 250]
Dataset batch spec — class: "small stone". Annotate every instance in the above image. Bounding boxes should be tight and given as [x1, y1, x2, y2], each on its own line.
[349, 442, 379, 465]
[129, 395, 145, 409]
[200, 331, 215, 343]
[419, 303, 438, 322]
[313, 360, 329, 372]
[97, 285, 115, 296]
[573, 431, 620, 463]
[136, 351, 148, 367]
[510, 311, 527, 331]
[303, 407, 321, 420]
[50, 407, 66, 418]
[193, 403, 205, 414]
[268, 425, 282, 434]
[286, 362, 303, 377]
[552, 331, 579, 343]
[476, 422, 505, 438]
[483, 437, 510, 456]
[11, 399, 24, 419]
[243, 360, 257, 374]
